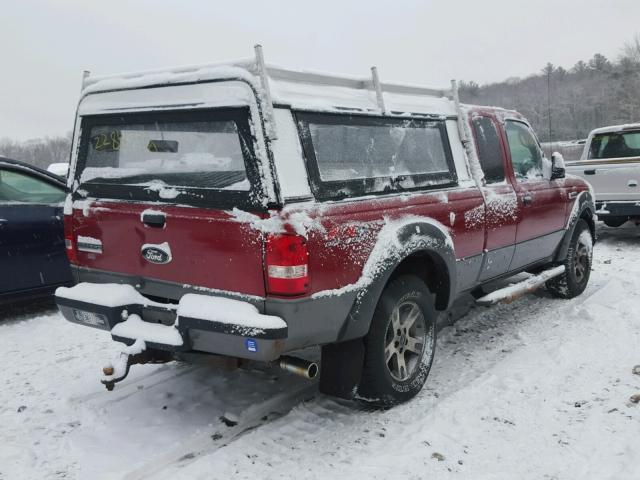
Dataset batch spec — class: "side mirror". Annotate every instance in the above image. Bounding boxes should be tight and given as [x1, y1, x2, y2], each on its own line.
[550, 152, 565, 180]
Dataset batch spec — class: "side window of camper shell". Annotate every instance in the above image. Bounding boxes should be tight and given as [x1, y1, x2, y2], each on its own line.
[295, 112, 457, 200]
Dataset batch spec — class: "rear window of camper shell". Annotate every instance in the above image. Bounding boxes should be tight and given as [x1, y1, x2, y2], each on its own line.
[74, 107, 265, 209]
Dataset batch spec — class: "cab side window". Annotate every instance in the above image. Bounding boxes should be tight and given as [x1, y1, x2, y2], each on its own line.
[505, 121, 544, 182]
[0, 169, 66, 204]
[472, 116, 505, 184]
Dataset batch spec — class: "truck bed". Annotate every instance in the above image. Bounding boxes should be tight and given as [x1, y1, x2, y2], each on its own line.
[566, 156, 640, 202]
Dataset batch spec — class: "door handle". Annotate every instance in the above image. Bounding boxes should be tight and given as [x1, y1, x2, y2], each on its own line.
[521, 194, 533, 205]
[584, 169, 596, 175]
[0, 219, 7, 229]
[569, 191, 578, 199]
[142, 211, 166, 228]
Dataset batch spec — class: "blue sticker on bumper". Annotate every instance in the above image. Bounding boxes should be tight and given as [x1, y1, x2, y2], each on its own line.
[245, 338, 258, 352]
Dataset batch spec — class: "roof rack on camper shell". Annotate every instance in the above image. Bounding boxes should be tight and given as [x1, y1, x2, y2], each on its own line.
[79, 45, 460, 117]
[78, 44, 474, 169]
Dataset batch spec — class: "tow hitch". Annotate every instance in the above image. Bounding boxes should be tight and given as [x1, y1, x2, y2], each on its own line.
[101, 339, 172, 391]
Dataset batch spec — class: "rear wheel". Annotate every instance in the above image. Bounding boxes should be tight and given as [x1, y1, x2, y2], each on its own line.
[546, 219, 593, 299]
[602, 216, 628, 228]
[358, 275, 436, 407]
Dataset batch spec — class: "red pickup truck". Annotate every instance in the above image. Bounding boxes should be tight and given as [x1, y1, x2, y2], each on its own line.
[56, 51, 595, 406]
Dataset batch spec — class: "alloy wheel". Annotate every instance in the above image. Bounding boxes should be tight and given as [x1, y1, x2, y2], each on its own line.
[384, 300, 432, 381]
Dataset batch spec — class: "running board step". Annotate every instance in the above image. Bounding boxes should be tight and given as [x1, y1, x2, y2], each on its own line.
[476, 265, 565, 306]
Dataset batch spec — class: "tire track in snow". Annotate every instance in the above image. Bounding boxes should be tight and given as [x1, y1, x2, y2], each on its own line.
[122, 381, 318, 480]
[160, 270, 614, 478]
[424, 277, 608, 403]
[69, 364, 202, 407]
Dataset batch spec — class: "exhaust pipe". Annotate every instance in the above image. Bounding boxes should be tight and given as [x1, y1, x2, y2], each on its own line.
[279, 356, 319, 379]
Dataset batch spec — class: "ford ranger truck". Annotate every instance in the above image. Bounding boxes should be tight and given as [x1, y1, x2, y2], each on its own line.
[566, 123, 640, 227]
[55, 55, 596, 406]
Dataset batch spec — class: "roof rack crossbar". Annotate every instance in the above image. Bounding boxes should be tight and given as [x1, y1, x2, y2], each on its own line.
[264, 65, 450, 100]
[381, 82, 450, 98]
[265, 66, 369, 89]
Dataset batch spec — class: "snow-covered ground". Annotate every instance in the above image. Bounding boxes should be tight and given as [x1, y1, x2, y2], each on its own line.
[1, 223, 639, 480]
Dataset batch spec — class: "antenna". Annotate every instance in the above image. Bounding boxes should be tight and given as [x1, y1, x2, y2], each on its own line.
[370, 66, 386, 114]
[546, 68, 553, 145]
[254, 44, 277, 140]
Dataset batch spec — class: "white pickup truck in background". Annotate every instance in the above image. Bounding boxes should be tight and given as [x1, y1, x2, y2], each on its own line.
[566, 123, 640, 227]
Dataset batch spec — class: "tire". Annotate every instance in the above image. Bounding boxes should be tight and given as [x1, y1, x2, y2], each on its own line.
[546, 219, 593, 299]
[357, 274, 437, 407]
[602, 216, 628, 228]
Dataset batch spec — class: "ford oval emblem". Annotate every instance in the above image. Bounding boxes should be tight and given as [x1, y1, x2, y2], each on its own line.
[141, 242, 172, 265]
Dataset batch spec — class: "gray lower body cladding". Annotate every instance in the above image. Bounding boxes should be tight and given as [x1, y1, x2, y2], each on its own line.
[65, 266, 359, 357]
[56, 289, 291, 362]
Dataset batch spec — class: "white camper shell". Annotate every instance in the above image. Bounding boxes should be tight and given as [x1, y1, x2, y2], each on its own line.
[70, 47, 476, 205]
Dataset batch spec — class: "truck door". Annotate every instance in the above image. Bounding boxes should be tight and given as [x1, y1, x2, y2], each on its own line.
[502, 120, 567, 270]
[471, 114, 519, 281]
[0, 167, 69, 293]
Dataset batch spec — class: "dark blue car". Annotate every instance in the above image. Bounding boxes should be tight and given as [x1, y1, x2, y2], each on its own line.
[0, 156, 72, 304]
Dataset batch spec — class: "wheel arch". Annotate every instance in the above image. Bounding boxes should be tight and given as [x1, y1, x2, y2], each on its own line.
[336, 219, 456, 342]
[554, 191, 596, 262]
[387, 250, 451, 311]
[321, 219, 455, 400]
[581, 208, 596, 243]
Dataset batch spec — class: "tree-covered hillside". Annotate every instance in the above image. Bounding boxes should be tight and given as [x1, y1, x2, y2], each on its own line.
[460, 36, 640, 142]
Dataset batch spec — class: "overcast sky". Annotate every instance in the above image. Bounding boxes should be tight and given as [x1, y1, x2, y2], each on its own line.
[2, 0, 639, 140]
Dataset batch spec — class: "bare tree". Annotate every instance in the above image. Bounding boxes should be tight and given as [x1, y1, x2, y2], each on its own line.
[622, 33, 640, 65]
[0, 134, 72, 170]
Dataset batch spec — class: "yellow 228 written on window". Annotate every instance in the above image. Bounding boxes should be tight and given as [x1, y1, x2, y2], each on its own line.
[92, 130, 121, 151]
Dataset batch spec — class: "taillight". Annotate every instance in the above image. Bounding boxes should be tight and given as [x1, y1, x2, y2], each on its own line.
[64, 215, 78, 264]
[265, 233, 309, 296]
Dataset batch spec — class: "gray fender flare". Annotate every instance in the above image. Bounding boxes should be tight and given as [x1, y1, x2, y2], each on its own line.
[336, 219, 456, 342]
[554, 191, 596, 262]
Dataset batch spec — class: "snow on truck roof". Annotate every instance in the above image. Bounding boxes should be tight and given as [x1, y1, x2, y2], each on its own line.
[80, 57, 459, 117]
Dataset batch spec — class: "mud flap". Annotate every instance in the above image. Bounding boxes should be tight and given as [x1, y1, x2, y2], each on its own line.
[319, 338, 365, 399]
